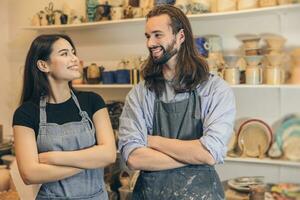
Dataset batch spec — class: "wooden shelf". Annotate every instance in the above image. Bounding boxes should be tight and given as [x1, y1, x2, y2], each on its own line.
[225, 157, 300, 167]
[230, 84, 300, 89]
[73, 84, 134, 89]
[22, 4, 300, 32]
[73, 84, 300, 89]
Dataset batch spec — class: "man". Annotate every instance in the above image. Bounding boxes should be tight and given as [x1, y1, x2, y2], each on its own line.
[118, 5, 235, 200]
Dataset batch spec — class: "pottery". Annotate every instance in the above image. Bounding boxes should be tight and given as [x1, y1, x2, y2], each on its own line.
[275, 117, 300, 151]
[204, 35, 223, 53]
[265, 54, 283, 67]
[190, 0, 211, 14]
[259, 0, 277, 7]
[0, 165, 10, 192]
[237, 119, 272, 157]
[224, 67, 240, 85]
[277, 0, 292, 4]
[217, 0, 237, 12]
[245, 49, 261, 56]
[264, 66, 285, 85]
[244, 55, 263, 67]
[238, 0, 258, 10]
[283, 136, 300, 161]
[262, 34, 286, 50]
[224, 55, 240, 68]
[246, 66, 263, 84]
[290, 67, 300, 84]
[290, 48, 300, 67]
[111, 7, 124, 20]
[174, 0, 190, 14]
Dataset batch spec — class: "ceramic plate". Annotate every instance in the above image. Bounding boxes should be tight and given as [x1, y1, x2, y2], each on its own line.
[283, 136, 300, 161]
[275, 117, 300, 151]
[228, 176, 264, 192]
[237, 119, 272, 157]
[236, 34, 260, 42]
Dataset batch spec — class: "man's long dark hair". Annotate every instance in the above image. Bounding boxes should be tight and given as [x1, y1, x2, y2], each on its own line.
[142, 5, 209, 96]
[20, 34, 76, 105]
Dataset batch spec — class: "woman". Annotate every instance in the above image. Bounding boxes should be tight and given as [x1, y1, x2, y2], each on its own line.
[13, 34, 116, 199]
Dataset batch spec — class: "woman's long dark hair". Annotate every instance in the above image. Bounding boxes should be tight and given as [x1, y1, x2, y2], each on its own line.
[142, 5, 209, 96]
[20, 34, 76, 104]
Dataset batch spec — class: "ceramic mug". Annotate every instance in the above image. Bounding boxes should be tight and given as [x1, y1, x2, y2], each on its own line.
[175, 0, 190, 14]
[132, 7, 143, 18]
[238, 0, 258, 10]
[204, 35, 223, 53]
[290, 67, 300, 84]
[224, 67, 240, 85]
[190, 0, 211, 14]
[194, 37, 209, 57]
[217, 0, 237, 12]
[111, 7, 123, 20]
[246, 66, 262, 85]
[265, 67, 284, 85]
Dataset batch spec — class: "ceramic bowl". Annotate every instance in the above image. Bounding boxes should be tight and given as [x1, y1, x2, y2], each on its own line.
[224, 55, 240, 68]
[238, 0, 258, 10]
[237, 119, 272, 157]
[265, 54, 284, 67]
[244, 55, 264, 66]
[262, 34, 286, 50]
[236, 34, 260, 42]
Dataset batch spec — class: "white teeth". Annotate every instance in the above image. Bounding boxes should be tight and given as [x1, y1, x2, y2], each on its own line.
[68, 65, 79, 70]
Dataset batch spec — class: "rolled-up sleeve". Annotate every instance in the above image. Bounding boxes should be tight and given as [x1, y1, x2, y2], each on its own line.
[200, 83, 236, 164]
[118, 84, 148, 162]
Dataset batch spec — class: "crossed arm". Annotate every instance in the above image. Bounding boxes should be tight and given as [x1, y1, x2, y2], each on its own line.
[127, 136, 214, 171]
[14, 108, 116, 185]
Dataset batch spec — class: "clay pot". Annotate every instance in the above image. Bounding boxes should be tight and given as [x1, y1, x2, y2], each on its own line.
[0, 165, 10, 192]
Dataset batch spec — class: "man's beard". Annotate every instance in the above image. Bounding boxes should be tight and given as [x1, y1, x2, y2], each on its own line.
[149, 40, 178, 65]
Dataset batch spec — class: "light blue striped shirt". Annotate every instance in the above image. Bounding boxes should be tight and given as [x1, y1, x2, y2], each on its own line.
[118, 74, 236, 164]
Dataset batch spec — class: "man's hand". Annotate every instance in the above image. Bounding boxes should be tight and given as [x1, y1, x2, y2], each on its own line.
[147, 135, 161, 149]
[38, 151, 57, 165]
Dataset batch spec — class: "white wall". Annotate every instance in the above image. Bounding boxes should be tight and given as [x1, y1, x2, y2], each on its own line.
[0, 0, 13, 139]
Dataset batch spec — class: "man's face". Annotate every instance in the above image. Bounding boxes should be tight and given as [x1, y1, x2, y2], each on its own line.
[145, 14, 181, 65]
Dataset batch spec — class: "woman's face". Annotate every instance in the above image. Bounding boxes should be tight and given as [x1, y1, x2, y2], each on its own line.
[47, 38, 81, 82]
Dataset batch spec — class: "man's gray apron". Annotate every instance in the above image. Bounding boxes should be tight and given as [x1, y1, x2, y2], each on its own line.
[36, 90, 108, 200]
[132, 91, 225, 200]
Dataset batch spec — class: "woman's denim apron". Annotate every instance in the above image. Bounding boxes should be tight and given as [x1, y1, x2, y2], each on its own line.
[36, 90, 108, 200]
[132, 91, 225, 200]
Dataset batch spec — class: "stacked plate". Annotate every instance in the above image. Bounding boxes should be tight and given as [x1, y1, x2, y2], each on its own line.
[275, 116, 300, 161]
[228, 176, 265, 192]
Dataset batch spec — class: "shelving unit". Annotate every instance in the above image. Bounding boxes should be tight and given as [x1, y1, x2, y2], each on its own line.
[23, 2, 300, 183]
[73, 84, 134, 89]
[73, 83, 300, 89]
[22, 4, 300, 32]
[225, 157, 300, 167]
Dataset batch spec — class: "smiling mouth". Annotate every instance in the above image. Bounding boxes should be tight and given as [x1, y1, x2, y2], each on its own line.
[151, 47, 163, 57]
[67, 65, 79, 71]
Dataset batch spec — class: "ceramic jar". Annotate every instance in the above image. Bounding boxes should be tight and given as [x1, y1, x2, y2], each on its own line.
[238, 0, 258, 10]
[265, 66, 284, 84]
[259, 0, 277, 7]
[246, 66, 263, 84]
[0, 165, 10, 192]
[217, 0, 237, 12]
[224, 66, 240, 84]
